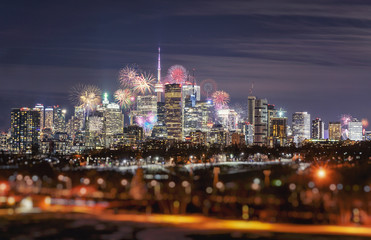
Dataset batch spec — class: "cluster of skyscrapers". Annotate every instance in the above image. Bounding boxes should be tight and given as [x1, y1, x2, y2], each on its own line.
[0, 50, 368, 155]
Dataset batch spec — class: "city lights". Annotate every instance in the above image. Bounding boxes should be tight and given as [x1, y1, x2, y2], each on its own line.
[317, 168, 326, 179]
[1, 3, 371, 238]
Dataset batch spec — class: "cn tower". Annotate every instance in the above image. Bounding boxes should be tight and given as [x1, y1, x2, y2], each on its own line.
[154, 47, 164, 102]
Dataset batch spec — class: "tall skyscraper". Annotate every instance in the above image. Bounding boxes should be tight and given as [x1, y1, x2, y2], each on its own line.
[34, 104, 44, 130]
[66, 106, 84, 137]
[101, 102, 124, 147]
[156, 102, 166, 125]
[292, 112, 311, 144]
[44, 107, 54, 130]
[165, 83, 182, 140]
[135, 95, 157, 136]
[104, 103, 124, 135]
[254, 98, 268, 146]
[53, 106, 66, 133]
[183, 96, 202, 138]
[216, 108, 239, 131]
[245, 123, 254, 145]
[247, 96, 256, 144]
[136, 95, 157, 117]
[152, 102, 167, 139]
[86, 114, 104, 149]
[312, 118, 324, 139]
[267, 104, 277, 139]
[199, 100, 214, 133]
[181, 83, 201, 138]
[328, 122, 341, 140]
[154, 47, 164, 102]
[269, 117, 287, 147]
[10, 108, 40, 154]
[182, 84, 201, 102]
[247, 96, 256, 126]
[348, 119, 363, 141]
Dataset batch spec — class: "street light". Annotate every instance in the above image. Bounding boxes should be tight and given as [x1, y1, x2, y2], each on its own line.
[317, 168, 326, 179]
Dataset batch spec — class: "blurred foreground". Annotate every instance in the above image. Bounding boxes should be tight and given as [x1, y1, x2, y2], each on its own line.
[0, 160, 371, 239]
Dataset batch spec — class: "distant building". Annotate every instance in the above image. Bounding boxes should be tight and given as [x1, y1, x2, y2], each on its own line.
[86, 115, 104, 149]
[164, 84, 182, 140]
[135, 95, 157, 136]
[364, 131, 371, 141]
[216, 108, 239, 131]
[10, 107, 41, 154]
[0, 132, 9, 152]
[254, 98, 268, 146]
[182, 84, 201, 102]
[104, 103, 124, 135]
[34, 104, 44, 130]
[348, 119, 363, 141]
[53, 106, 66, 133]
[269, 117, 287, 147]
[199, 100, 214, 133]
[292, 112, 311, 144]
[151, 102, 167, 139]
[183, 96, 203, 138]
[247, 96, 256, 142]
[137, 95, 157, 116]
[104, 102, 124, 147]
[312, 118, 324, 139]
[124, 125, 144, 145]
[66, 106, 84, 138]
[181, 84, 201, 138]
[209, 124, 228, 146]
[247, 96, 256, 126]
[44, 107, 54, 130]
[245, 123, 254, 146]
[328, 122, 341, 140]
[190, 130, 207, 145]
[231, 132, 245, 146]
[267, 104, 277, 139]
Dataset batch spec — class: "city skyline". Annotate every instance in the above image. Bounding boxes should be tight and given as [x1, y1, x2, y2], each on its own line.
[1, 0, 371, 131]
[2, 2, 371, 238]
[1, 53, 368, 133]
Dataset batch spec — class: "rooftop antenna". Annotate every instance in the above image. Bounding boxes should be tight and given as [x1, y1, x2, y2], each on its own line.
[157, 46, 161, 83]
[192, 68, 196, 95]
[249, 81, 254, 96]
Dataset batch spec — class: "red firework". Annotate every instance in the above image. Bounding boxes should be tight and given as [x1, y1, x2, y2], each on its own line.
[362, 118, 369, 128]
[168, 65, 187, 84]
[212, 90, 230, 107]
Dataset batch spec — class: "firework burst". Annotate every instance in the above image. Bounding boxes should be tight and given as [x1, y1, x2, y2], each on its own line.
[119, 65, 139, 88]
[200, 79, 217, 99]
[168, 65, 187, 84]
[114, 89, 134, 109]
[341, 114, 353, 127]
[212, 90, 230, 108]
[362, 118, 369, 128]
[135, 113, 157, 132]
[70, 84, 101, 111]
[133, 72, 155, 95]
[88, 116, 103, 133]
[340, 114, 353, 139]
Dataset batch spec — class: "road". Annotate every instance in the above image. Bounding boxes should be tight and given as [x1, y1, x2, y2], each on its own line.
[40, 206, 371, 238]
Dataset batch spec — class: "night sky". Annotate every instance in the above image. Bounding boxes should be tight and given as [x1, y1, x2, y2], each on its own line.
[1, 0, 371, 131]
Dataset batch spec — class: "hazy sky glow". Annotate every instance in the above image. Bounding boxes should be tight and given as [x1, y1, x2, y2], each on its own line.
[1, 0, 371, 130]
